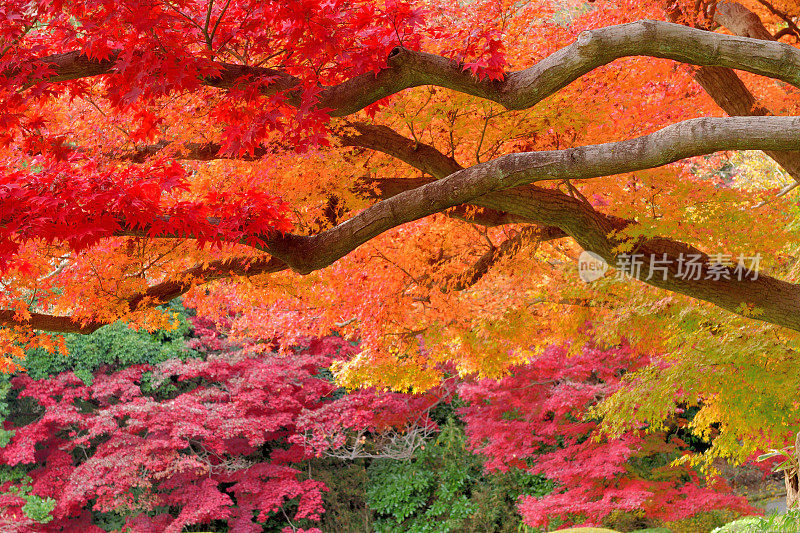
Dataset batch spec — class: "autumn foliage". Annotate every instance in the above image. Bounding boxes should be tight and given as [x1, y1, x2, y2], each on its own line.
[459, 342, 754, 528]
[0, 312, 755, 531]
[0, 341, 336, 532]
[3, 0, 800, 528]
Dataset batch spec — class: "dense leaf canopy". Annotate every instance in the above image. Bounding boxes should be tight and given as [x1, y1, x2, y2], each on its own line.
[3, 0, 800, 465]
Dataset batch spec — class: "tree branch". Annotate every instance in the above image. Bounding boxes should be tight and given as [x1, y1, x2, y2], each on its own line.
[754, 0, 800, 39]
[21, 21, 800, 117]
[12, 114, 800, 333]
[0, 255, 287, 333]
[259, 115, 800, 273]
[688, 2, 800, 180]
[117, 141, 267, 163]
[343, 122, 531, 227]
[10, 115, 800, 332]
[441, 226, 560, 292]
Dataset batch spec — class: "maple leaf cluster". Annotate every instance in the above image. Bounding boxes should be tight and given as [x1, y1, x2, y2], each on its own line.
[459, 342, 754, 528]
[0, 0, 430, 158]
[0, 315, 453, 532]
[0, 340, 337, 531]
[0, 157, 291, 270]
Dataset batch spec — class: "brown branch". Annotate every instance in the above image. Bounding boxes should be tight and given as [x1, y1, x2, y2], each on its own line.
[775, 27, 797, 41]
[20, 21, 800, 118]
[339, 123, 462, 179]
[753, 0, 800, 39]
[714, 1, 776, 39]
[661, 1, 800, 180]
[126, 255, 287, 310]
[117, 141, 267, 163]
[343, 122, 530, 227]
[0, 255, 287, 333]
[442, 226, 562, 292]
[0, 312, 106, 335]
[259, 115, 800, 272]
[9, 114, 800, 332]
[11, 114, 800, 333]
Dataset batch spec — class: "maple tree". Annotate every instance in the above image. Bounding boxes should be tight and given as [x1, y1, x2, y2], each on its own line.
[0, 311, 754, 531]
[0, 320, 460, 532]
[4, 0, 800, 499]
[0, 338, 337, 532]
[459, 342, 754, 529]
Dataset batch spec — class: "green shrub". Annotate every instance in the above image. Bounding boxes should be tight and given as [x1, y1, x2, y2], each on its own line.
[712, 510, 800, 533]
[20, 300, 196, 383]
[367, 418, 551, 533]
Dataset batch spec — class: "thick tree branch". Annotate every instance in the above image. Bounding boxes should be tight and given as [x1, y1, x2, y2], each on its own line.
[260, 115, 800, 273]
[0, 312, 106, 335]
[714, 1, 776, 39]
[689, 2, 800, 180]
[125, 255, 287, 311]
[335, 132, 800, 331]
[0, 255, 287, 333]
[24, 21, 800, 117]
[340, 123, 462, 178]
[475, 185, 800, 332]
[752, 0, 800, 40]
[343, 122, 531, 227]
[108, 116, 800, 277]
[10, 115, 800, 332]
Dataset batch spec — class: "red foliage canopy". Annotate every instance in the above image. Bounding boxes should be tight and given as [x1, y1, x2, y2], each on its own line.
[458, 343, 754, 528]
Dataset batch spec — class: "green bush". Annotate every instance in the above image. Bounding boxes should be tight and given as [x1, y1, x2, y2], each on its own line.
[712, 510, 800, 533]
[367, 418, 551, 533]
[309, 458, 374, 532]
[0, 467, 55, 524]
[20, 300, 196, 384]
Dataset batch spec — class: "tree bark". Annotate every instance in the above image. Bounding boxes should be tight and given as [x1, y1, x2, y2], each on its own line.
[690, 1, 800, 180]
[787, 431, 800, 509]
[18, 20, 800, 117]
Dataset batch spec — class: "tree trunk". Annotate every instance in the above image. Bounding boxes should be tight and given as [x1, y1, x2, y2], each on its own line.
[786, 431, 800, 510]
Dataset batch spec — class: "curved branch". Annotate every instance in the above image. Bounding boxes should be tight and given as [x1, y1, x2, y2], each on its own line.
[340, 123, 462, 178]
[343, 122, 531, 227]
[0, 255, 287, 333]
[332, 143, 800, 332]
[24, 20, 800, 117]
[10, 115, 800, 333]
[261, 115, 800, 273]
[689, 2, 800, 180]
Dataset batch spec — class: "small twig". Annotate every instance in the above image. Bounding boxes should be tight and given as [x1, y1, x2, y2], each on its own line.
[334, 317, 357, 328]
[756, 0, 800, 39]
[753, 181, 800, 208]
